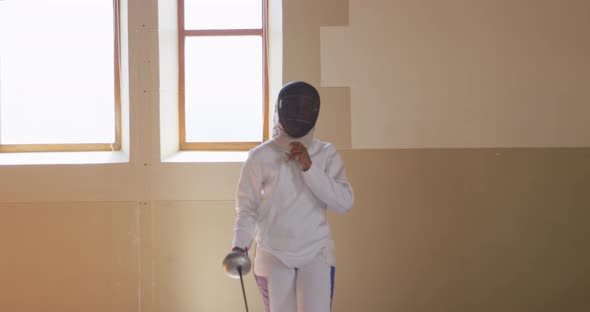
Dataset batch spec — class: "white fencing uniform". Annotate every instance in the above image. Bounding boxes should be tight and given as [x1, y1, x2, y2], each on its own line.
[232, 127, 354, 312]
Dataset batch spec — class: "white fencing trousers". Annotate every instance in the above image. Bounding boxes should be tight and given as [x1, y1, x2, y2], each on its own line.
[254, 249, 335, 312]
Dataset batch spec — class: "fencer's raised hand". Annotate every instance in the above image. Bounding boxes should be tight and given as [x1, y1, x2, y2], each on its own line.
[289, 142, 312, 171]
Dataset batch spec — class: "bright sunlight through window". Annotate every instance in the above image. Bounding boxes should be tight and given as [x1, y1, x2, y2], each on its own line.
[0, 0, 119, 152]
[180, 0, 268, 151]
[185, 36, 262, 143]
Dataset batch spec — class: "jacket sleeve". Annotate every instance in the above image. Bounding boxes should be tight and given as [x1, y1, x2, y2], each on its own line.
[301, 144, 354, 214]
[232, 152, 262, 250]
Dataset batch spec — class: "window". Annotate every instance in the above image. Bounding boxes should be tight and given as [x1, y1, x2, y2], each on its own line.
[178, 0, 269, 151]
[0, 0, 122, 153]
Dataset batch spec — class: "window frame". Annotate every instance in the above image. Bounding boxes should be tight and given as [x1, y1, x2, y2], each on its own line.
[0, 0, 123, 153]
[177, 0, 269, 152]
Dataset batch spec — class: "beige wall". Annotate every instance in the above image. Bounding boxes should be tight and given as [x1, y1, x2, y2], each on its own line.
[332, 149, 590, 312]
[321, 0, 590, 149]
[1, 0, 589, 312]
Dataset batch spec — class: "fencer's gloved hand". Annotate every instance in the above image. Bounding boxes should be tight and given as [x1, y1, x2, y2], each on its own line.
[232, 246, 248, 254]
[223, 247, 251, 279]
[289, 142, 312, 171]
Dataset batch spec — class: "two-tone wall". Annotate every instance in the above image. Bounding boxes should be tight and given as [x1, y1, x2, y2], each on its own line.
[312, 1, 590, 311]
[1, 0, 589, 311]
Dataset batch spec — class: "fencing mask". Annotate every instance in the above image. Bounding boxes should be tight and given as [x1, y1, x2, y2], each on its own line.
[277, 81, 320, 138]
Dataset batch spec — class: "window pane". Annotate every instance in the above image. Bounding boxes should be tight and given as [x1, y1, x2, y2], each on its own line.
[184, 0, 262, 30]
[184, 36, 263, 143]
[0, 0, 115, 145]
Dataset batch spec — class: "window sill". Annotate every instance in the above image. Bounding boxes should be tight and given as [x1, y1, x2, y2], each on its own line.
[162, 151, 248, 163]
[0, 151, 129, 166]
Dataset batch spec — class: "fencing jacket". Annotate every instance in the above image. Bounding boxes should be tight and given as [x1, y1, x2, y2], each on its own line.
[232, 131, 354, 268]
